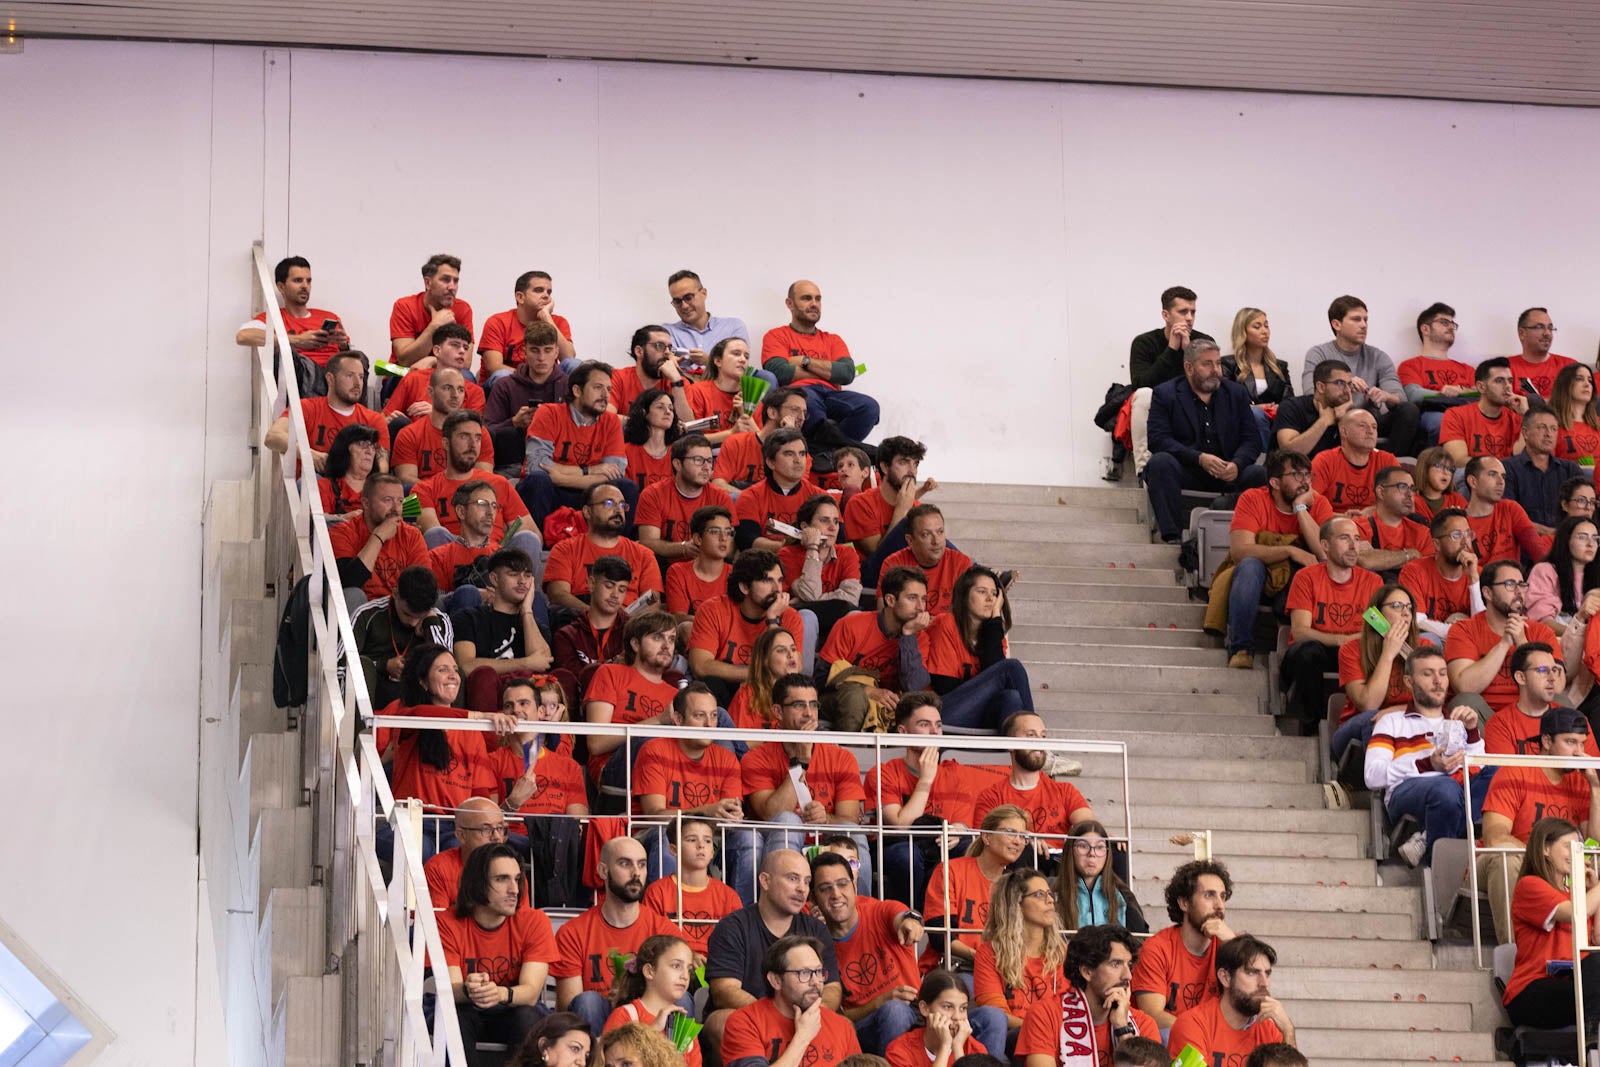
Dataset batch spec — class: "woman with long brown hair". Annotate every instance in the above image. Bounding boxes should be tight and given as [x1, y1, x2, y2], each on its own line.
[1331, 583, 1421, 762]
[1503, 817, 1600, 1030]
[1055, 819, 1145, 935]
[1550, 362, 1600, 464]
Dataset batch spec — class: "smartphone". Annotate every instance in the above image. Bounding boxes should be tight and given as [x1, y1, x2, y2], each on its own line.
[998, 569, 1018, 592]
[683, 415, 719, 433]
[320, 318, 340, 332]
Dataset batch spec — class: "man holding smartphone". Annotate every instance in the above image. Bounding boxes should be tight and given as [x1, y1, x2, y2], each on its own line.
[611, 324, 695, 422]
[235, 256, 350, 394]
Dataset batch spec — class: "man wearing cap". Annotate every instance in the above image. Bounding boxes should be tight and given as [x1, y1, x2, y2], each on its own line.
[1478, 706, 1600, 943]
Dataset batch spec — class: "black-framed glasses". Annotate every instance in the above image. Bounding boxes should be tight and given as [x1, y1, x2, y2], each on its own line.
[646, 340, 674, 351]
[781, 968, 827, 982]
[1381, 600, 1414, 613]
[1023, 889, 1059, 901]
[462, 823, 509, 837]
[1491, 580, 1530, 591]
[781, 699, 821, 712]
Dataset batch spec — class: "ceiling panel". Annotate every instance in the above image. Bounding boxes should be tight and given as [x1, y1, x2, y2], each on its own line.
[5, 0, 1599, 106]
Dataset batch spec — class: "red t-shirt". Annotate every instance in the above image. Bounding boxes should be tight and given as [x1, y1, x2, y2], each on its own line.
[636, 481, 734, 543]
[1166, 998, 1285, 1064]
[551, 905, 682, 993]
[761, 326, 853, 390]
[884, 1028, 988, 1067]
[603, 1000, 703, 1067]
[741, 740, 866, 815]
[1483, 765, 1594, 842]
[1130, 925, 1219, 1016]
[1554, 421, 1600, 463]
[1439, 403, 1521, 457]
[1398, 355, 1477, 392]
[1311, 447, 1398, 511]
[916, 612, 1008, 683]
[625, 443, 675, 493]
[722, 996, 861, 1067]
[1337, 639, 1410, 722]
[437, 907, 557, 985]
[664, 561, 730, 615]
[388, 727, 497, 813]
[319, 476, 363, 516]
[819, 610, 903, 690]
[328, 514, 430, 599]
[735, 477, 826, 534]
[1229, 486, 1333, 540]
[390, 292, 473, 342]
[610, 365, 674, 419]
[1361, 513, 1434, 558]
[714, 432, 765, 486]
[1485, 704, 1600, 757]
[641, 875, 744, 956]
[299, 397, 391, 454]
[428, 539, 491, 591]
[878, 547, 975, 617]
[1284, 563, 1384, 639]
[1467, 500, 1548, 565]
[543, 535, 663, 601]
[633, 737, 742, 814]
[863, 755, 982, 827]
[383, 366, 487, 417]
[477, 308, 572, 378]
[687, 379, 760, 433]
[391, 416, 495, 479]
[488, 744, 588, 816]
[1398, 557, 1473, 620]
[972, 776, 1090, 844]
[1016, 997, 1159, 1067]
[583, 664, 681, 779]
[1510, 353, 1577, 399]
[1412, 491, 1468, 524]
[254, 307, 343, 365]
[832, 898, 921, 1008]
[1506, 874, 1591, 1003]
[777, 544, 862, 594]
[844, 489, 912, 544]
[687, 595, 804, 667]
[527, 402, 626, 470]
[1444, 613, 1561, 708]
[973, 943, 1063, 1019]
[919, 857, 997, 968]
[413, 469, 526, 538]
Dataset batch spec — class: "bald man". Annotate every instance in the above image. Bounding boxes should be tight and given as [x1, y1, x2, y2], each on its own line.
[1279, 516, 1384, 733]
[760, 279, 880, 447]
[421, 797, 511, 912]
[552, 835, 684, 1033]
[1311, 408, 1396, 517]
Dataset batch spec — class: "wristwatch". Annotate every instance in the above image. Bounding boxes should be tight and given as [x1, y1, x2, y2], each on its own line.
[1111, 1024, 1138, 1039]
[1292, 504, 1308, 514]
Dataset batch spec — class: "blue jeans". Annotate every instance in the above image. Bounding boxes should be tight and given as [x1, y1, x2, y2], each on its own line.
[1330, 708, 1380, 767]
[762, 812, 873, 897]
[854, 999, 918, 1056]
[1226, 556, 1269, 655]
[938, 659, 1032, 732]
[796, 384, 880, 442]
[1249, 406, 1272, 455]
[969, 1006, 1008, 1062]
[1420, 410, 1443, 449]
[1144, 453, 1267, 541]
[1386, 771, 1491, 863]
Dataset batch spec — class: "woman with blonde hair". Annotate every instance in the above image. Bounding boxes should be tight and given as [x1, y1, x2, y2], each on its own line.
[1221, 307, 1293, 452]
[1550, 363, 1600, 464]
[973, 869, 1066, 1030]
[599, 1022, 686, 1067]
[920, 804, 1030, 971]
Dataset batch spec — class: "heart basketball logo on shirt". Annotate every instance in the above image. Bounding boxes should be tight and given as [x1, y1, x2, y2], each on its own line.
[843, 953, 880, 992]
[679, 781, 715, 809]
[1325, 603, 1355, 629]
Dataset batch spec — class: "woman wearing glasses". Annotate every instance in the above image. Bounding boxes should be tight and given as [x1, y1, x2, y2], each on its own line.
[973, 869, 1066, 1035]
[1054, 820, 1145, 937]
[1550, 364, 1600, 465]
[1331, 585, 1422, 764]
[1559, 478, 1598, 524]
[1526, 516, 1600, 635]
[921, 805, 1030, 974]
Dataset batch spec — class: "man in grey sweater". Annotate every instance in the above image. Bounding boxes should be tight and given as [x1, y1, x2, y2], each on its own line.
[1302, 295, 1424, 458]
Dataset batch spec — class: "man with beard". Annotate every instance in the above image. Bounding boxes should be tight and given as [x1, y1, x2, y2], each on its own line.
[877, 507, 974, 617]
[760, 279, 880, 447]
[1440, 358, 1527, 467]
[582, 611, 683, 782]
[1508, 307, 1576, 399]
[552, 836, 684, 1034]
[1166, 935, 1295, 1062]
[390, 253, 472, 367]
[1145, 338, 1266, 544]
[1018, 925, 1160, 1067]
[414, 413, 540, 559]
[485, 320, 570, 472]
[541, 482, 662, 618]
[1462, 455, 1549, 565]
[706, 853, 843, 1061]
[713, 387, 812, 492]
[518, 360, 636, 529]
[1311, 409, 1395, 517]
[1271, 359, 1353, 459]
[330, 473, 429, 605]
[635, 433, 734, 566]
[235, 255, 351, 378]
[438, 842, 557, 1063]
[1130, 860, 1236, 1028]
[818, 568, 928, 732]
[1445, 559, 1562, 709]
[1223, 450, 1334, 670]
[721, 935, 860, 1067]
[1279, 517, 1384, 730]
[425, 480, 525, 609]
[610, 324, 695, 421]
[1401, 509, 1482, 639]
[973, 711, 1094, 854]
[1354, 465, 1433, 577]
[451, 548, 554, 713]
[687, 549, 805, 707]
[265, 350, 390, 471]
[1485, 643, 1592, 755]
[735, 429, 826, 553]
[391, 364, 495, 483]
[842, 436, 938, 585]
[1366, 647, 1489, 866]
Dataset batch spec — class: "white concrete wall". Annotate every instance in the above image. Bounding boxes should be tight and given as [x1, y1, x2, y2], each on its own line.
[4, 34, 1600, 1065]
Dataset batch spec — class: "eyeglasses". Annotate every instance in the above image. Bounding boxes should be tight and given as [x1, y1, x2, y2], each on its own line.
[1572, 499, 1598, 510]
[781, 699, 821, 712]
[1380, 482, 1415, 493]
[1072, 841, 1108, 855]
[1437, 530, 1472, 542]
[1381, 600, 1414, 613]
[1574, 534, 1600, 545]
[679, 455, 714, 467]
[1326, 379, 1353, 389]
[646, 340, 674, 351]
[781, 968, 827, 983]
[463, 823, 509, 837]
[1524, 665, 1565, 677]
[590, 500, 627, 511]
[1431, 318, 1459, 329]
[1523, 324, 1558, 333]
[1491, 580, 1530, 591]
[468, 498, 499, 509]
[1023, 889, 1059, 902]
[669, 291, 702, 306]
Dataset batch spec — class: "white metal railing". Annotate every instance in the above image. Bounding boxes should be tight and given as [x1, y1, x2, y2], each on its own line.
[243, 241, 466, 1066]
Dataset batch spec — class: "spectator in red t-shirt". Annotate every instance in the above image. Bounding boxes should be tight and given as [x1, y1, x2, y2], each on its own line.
[623, 389, 684, 498]
[318, 423, 379, 519]
[612, 325, 696, 425]
[390, 253, 472, 368]
[817, 567, 928, 732]
[687, 549, 806, 707]
[389, 366, 494, 483]
[485, 320, 571, 473]
[686, 337, 760, 446]
[1353, 465, 1433, 578]
[1130, 859, 1234, 1028]
[1165, 935, 1295, 1064]
[583, 610, 681, 784]
[1550, 364, 1600, 465]
[1509, 307, 1576, 400]
[664, 505, 735, 623]
[479, 270, 576, 385]
[329, 473, 429, 608]
[711, 388, 809, 493]
[1310, 408, 1395, 516]
[518, 360, 639, 530]
[636, 435, 734, 570]
[973, 712, 1094, 859]
[1463, 455, 1551, 564]
[1223, 449, 1332, 670]
[1397, 301, 1474, 446]
[439, 841, 558, 1058]
[384, 322, 486, 429]
[415, 412, 541, 566]
[1329, 583, 1421, 771]
[1017, 925, 1159, 1067]
[1412, 445, 1468, 524]
[234, 255, 350, 386]
[1401, 508, 1481, 643]
[761, 279, 880, 445]
[903, 564, 1031, 734]
[265, 351, 389, 473]
[735, 429, 825, 553]
[542, 482, 663, 620]
[422, 797, 514, 914]
[719, 935, 862, 1067]
[780, 493, 863, 646]
[1279, 516, 1384, 731]
[1445, 559, 1561, 714]
[843, 436, 937, 587]
[1502, 816, 1600, 1032]
[886, 969, 996, 1067]
[877, 506, 974, 618]
[1440, 357, 1527, 467]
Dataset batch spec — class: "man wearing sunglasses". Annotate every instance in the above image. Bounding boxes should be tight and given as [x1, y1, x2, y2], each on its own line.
[1445, 560, 1561, 711]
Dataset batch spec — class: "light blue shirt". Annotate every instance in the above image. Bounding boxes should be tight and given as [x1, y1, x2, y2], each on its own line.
[663, 314, 749, 354]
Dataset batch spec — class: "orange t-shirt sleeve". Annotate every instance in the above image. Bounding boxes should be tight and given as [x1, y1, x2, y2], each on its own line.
[528, 403, 561, 445]
[665, 564, 693, 614]
[1337, 639, 1363, 686]
[542, 541, 578, 590]
[972, 943, 1008, 1009]
[1284, 568, 1316, 617]
[688, 598, 728, 656]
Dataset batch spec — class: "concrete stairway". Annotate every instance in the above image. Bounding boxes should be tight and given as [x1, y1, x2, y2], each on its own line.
[939, 482, 1503, 1066]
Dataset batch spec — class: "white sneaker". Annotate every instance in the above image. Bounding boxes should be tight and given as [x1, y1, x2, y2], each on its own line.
[1045, 752, 1083, 778]
[1397, 831, 1427, 868]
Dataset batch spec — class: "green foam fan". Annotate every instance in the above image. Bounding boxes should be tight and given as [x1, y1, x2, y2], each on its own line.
[374, 360, 409, 378]
[739, 372, 771, 416]
[668, 1012, 704, 1053]
[401, 494, 421, 521]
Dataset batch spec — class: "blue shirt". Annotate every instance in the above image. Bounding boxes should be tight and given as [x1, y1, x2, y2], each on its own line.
[664, 314, 749, 354]
[1073, 877, 1123, 928]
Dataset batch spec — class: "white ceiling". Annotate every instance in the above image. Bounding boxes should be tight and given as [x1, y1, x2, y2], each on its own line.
[7, 0, 1600, 107]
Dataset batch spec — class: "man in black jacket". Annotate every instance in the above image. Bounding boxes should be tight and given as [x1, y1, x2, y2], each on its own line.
[1145, 338, 1267, 543]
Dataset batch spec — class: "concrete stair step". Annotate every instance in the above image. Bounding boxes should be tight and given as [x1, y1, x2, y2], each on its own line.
[1029, 661, 1261, 697]
[1010, 625, 1216, 650]
[1015, 583, 1193, 605]
[1142, 933, 1431, 969]
[1134, 805, 1369, 840]
[1053, 729, 1315, 762]
[959, 538, 1178, 568]
[1136, 827, 1359, 859]
[1006, 564, 1182, 587]
[956, 523, 1161, 546]
[1080, 753, 1309, 784]
[1216, 907, 1417, 940]
[1283, 995, 1473, 1030]
[1132, 880, 1419, 921]
[1038, 710, 1273, 736]
[937, 483, 1147, 508]
[1267, 966, 1500, 1025]
[1295, 1027, 1494, 1061]
[1074, 775, 1327, 810]
[1012, 599, 1205, 626]
[1015, 639, 1222, 667]
[939, 500, 1142, 525]
[1129, 852, 1377, 887]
